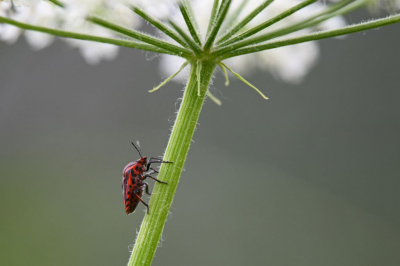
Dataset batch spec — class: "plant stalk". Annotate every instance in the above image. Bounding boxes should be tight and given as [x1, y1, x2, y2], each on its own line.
[128, 61, 217, 266]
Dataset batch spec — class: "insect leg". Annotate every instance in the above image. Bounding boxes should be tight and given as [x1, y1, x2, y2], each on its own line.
[135, 194, 150, 214]
[144, 174, 168, 184]
[149, 167, 159, 173]
[146, 158, 173, 171]
[143, 182, 151, 195]
[145, 169, 157, 176]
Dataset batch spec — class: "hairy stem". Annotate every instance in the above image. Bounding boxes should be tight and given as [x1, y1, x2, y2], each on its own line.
[131, 5, 190, 49]
[87, 16, 191, 57]
[219, 0, 317, 47]
[0, 16, 176, 56]
[218, 13, 400, 58]
[128, 61, 216, 266]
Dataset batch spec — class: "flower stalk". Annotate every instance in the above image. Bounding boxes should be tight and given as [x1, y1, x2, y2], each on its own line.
[128, 61, 217, 266]
[219, 13, 400, 59]
[0, 16, 176, 56]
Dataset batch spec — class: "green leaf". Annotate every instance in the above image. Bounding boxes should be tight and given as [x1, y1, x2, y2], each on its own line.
[218, 63, 230, 86]
[149, 61, 189, 93]
[206, 90, 222, 105]
[220, 63, 268, 100]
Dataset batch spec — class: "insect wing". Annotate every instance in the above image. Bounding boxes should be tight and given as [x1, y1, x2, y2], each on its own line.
[123, 169, 143, 214]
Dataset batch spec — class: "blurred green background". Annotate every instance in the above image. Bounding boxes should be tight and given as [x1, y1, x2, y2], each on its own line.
[1, 11, 400, 266]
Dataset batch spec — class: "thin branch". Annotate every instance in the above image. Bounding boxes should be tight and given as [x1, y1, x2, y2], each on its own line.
[149, 61, 189, 93]
[218, 0, 318, 47]
[87, 16, 192, 57]
[0, 16, 178, 56]
[204, 0, 232, 52]
[131, 5, 190, 49]
[218, 63, 230, 86]
[206, 90, 222, 105]
[221, 13, 400, 59]
[180, 0, 202, 45]
[179, 3, 202, 46]
[259, 0, 364, 43]
[217, 0, 275, 44]
[47, 0, 64, 8]
[169, 20, 202, 55]
[219, 0, 249, 35]
[220, 63, 268, 100]
[206, 0, 220, 38]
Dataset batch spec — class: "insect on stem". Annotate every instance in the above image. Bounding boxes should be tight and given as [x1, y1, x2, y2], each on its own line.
[122, 142, 173, 215]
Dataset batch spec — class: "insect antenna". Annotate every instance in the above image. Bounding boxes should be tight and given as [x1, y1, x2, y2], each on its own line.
[131, 141, 143, 157]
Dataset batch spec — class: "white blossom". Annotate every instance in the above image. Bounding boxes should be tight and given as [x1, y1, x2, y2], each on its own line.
[159, 0, 346, 84]
[0, 0, 142, 63]
[131, 0, 180, 20]
[1, 0, 348, 82]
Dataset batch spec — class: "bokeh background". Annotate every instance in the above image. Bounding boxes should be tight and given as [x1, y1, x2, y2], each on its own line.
[1, 10, 400, 266]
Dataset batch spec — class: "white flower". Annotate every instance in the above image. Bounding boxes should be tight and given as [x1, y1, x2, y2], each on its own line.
[130, 0, 179, 20]
[159, 0, 346, 84]
[60, 0, 135, 63]
[0, 1, 23, 43]
[1, 0, 62, 49]
[1, 0, 346, 76]
[0, 0, 142, 63]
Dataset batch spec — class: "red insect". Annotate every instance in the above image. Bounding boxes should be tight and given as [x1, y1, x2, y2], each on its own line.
[122, 141, 172, 215]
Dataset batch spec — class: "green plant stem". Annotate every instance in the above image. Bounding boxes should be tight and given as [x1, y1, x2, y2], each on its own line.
[259, 0, 365, 43]
[168, 20, 202, 54]
[131, 5, 190, 49]
[0, 16, 177, 56]
[204, 0, 232, 52]
[219, 0, 317, 47]
[179, 2, 202, 45]
[206, 0, 220, 37]
[128, 61, 217, 266]
[182, 0, 202, 38]
[87, 16, 191, 57]
[220, 13, 400, 59]
[219, 0, 249, 34]
[217, 0, 275, 44]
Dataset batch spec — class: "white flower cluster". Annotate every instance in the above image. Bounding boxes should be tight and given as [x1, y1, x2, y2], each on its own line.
[160, 0, 346, 83]
[0, 0, 348, 83]
[0, 0, 177, 63]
